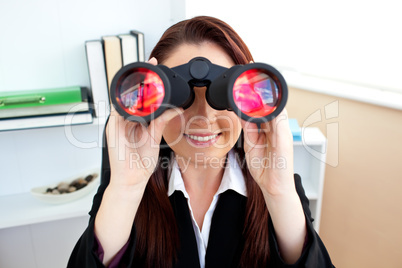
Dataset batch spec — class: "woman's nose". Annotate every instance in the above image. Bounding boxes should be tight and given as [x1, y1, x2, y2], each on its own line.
[187, 86, 217, 124]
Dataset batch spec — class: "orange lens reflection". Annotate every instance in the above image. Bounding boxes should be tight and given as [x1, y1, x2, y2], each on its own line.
[233, 69, 279, 118]
[116, 68, 165, 117]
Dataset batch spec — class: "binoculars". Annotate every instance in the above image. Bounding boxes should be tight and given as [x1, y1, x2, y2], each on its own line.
[110, 57, 288, 124]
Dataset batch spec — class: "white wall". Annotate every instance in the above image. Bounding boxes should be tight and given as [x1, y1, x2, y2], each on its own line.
[184, 0, 402, 109]
[0, 0, 184, 93]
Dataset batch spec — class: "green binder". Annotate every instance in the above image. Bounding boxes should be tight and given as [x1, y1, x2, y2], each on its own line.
[0, 86, 90, 119]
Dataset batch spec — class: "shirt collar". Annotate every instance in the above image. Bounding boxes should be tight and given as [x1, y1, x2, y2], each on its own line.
[167, 150, 247, 198]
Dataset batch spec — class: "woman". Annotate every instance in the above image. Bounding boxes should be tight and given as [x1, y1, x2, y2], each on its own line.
[68, 16, 334, 267]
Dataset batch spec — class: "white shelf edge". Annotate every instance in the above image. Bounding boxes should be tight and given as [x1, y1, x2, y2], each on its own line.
[0, 188, 97, 229]
[283, 69, 402, 111]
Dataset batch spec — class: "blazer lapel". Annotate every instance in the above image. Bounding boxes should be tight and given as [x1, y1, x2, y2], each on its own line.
[169, 191, 201, 268]
[205, 190, 247, 268]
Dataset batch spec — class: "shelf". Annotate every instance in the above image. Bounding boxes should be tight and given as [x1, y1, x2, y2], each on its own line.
[301, 178, 319, 200]
[0, 126, 326, 231]
[0, 114, 107, 134]
[0, 187, 98, 229]
[293, 127, 326, 146]
[0, 177, 318, 230]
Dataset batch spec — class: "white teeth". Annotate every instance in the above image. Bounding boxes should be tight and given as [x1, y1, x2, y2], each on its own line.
[187, 134, 218, 142]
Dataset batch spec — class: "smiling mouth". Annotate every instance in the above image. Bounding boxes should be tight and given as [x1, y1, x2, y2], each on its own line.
[184, 133, 221, 142]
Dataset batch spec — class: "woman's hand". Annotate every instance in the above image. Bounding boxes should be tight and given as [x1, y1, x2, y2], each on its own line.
[106, 57, 182, 187]
[96, 58, 182, 265]
[241, 108, 295, 196]
[241, 109, 307, 264]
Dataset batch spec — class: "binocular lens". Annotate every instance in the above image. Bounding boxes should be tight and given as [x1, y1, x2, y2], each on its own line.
[233, 69, 280, 118]
[115, 68, 165, 117]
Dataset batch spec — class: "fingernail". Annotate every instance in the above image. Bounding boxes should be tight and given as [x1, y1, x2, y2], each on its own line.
[148, 57, 157, 63]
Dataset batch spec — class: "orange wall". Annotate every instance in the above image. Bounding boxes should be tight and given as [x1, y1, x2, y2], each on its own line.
[287, 87, 402, 267]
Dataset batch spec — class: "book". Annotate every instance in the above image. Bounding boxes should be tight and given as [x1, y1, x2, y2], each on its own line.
[102, 36, 123, 90]
[85, 40, 110, 118]
[118, 34, 138, 65]
[0, 86, 93, 131]
[0, 111, 93, 131]
[0, 86, 90, 119]
[130, 30, 145, 62]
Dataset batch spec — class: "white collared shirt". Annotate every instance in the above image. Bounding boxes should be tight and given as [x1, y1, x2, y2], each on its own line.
[167, 150, 247, 268]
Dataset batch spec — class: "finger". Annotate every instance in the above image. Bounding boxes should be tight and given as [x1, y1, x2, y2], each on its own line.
[148, 57, 158, 66]
[271, 109, 291, 134]
[267, 109, 293, 149]
[240, 119, 259, 135]
[160, 107, 184, 123]
[106, 109, 121, 135]
[147, 107, 184, 144]
[240, 119, 260, 152]
[106, 109, 121, 148]
[257, 108, 289, 134]
[107, 108, 142, 146]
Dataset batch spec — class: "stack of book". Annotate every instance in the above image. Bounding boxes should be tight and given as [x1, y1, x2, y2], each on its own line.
[0, 29, 145, 131]
[85, 30, 145, 119]
[0, 86, 93, 131]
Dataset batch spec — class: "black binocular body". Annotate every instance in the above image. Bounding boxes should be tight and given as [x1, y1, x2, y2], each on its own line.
[110, 57, 288, 124]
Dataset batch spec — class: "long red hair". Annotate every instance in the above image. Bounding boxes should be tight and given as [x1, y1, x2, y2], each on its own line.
[134, 16, 270, 267]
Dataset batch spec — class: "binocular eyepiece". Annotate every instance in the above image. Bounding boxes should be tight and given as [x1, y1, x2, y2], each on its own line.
[110, 57, 288, 124]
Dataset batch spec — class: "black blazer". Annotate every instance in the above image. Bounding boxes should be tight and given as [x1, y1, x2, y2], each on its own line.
[68, 135, 334, 267]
